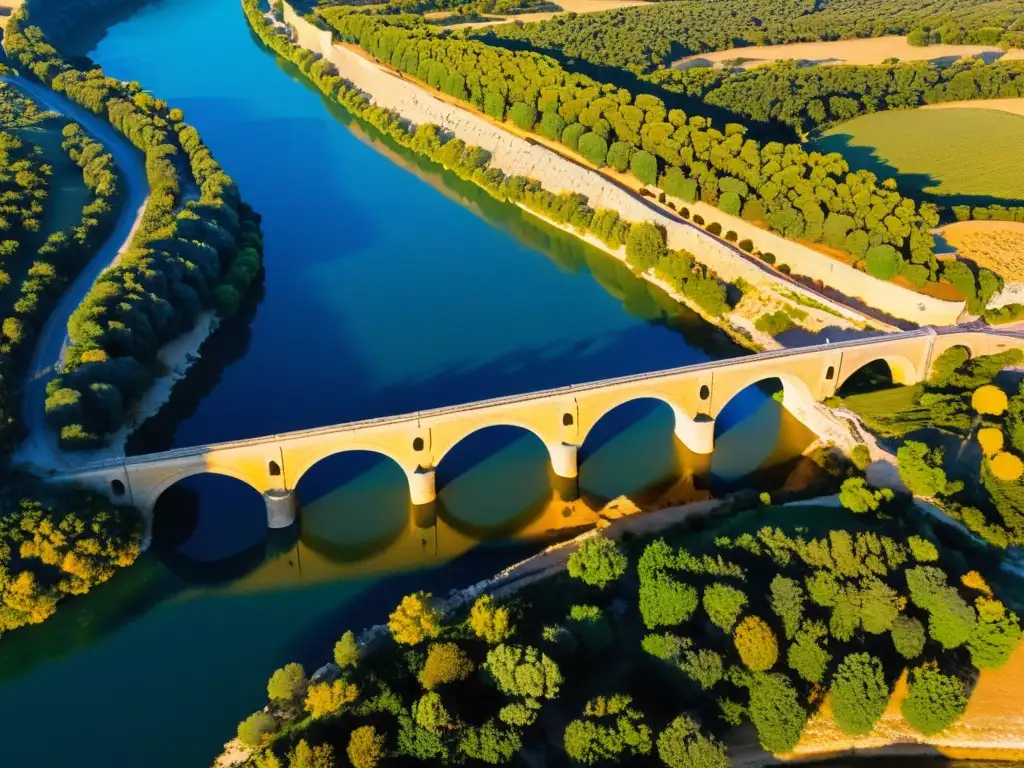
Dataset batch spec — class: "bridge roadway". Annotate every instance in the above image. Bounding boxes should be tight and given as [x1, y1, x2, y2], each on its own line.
[46, 327, 1024, 533]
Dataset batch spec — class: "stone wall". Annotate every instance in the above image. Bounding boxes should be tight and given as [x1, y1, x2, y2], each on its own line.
[282, 2, 966, 327]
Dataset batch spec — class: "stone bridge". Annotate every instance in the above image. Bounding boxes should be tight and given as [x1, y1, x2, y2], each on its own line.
[48, 328, 1024, 531]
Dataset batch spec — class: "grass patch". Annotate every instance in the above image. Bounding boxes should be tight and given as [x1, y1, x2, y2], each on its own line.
[832, 384, 930, 438]
[811, 108, 1024, 203]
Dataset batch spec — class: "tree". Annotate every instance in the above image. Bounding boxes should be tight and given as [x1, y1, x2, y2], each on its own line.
[287, 740, 335, 768]
[267, 663, 307, 703]
[538, 110, 566, 141]
[703, 582, 747, 632]
[508, 101, 537, 131]
[788, 620, 831, 683]
[563, 695, 652, 765]
[977, 427, 1004, 456]
[640, 574, 698, 629]
[420, 642, 475, 689]
[642, 632, 689, 662]
[630, 150, 657, 185]
[485, 644, 561, 699]
[769, 576, 804, 639]
[734, 616, 778, 671]
[897, 441, 962, 498]
[901, 663, 968, 735]
[747, 673, 808, 753]
[348, 726, 385, 768]
[851, 444, 872, 470]
[578, 132, 608, 166]
[838, 477, 893, 514]
[967, 609, 1021, 669]
[567, 604, 613, 651]
[891, 615, 926, 659]
[656, 715, 729, 768]
[607, 141, 632, 172]
[679, 649, 723, 690]
[907, 536, 939, 562]
[864, 244, 902, 279]
[470, 594, 514, 643]
[973, 384, 1008, 415]
[830, 653, 889, 736]
[414, 691, 453, 734]
[304, 679, 359, 718]
[625, 222, 666, 271]
[334, 630, 360, 669]
[989, 451, 1024, 481]
[860, 577, 901, 634]
[237, 712, 278, 746]
[567, 534, 627, 588]
[458, 720, 521, 764]
[389, 592, 441, 645]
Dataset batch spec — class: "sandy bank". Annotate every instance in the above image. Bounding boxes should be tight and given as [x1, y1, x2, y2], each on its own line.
[674, 35, 1024, 70]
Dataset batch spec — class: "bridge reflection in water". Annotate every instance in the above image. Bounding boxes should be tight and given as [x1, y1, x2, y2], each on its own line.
[151, 395, 818, 593]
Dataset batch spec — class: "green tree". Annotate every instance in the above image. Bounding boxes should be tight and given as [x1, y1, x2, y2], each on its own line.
[901, 663, 968, 735]
[458, 720, 521, 764]
[891, 615, 927, 659]
[679, 649, 723, 690]
[734, 616, 778, 671]
[414, 691, 453, 733]
[567, 604, 613, 651]
[567, 534, 627, 588]
[419, 642, 475, 690]
[656, 715, 729, 768]
[334, 630, 360, 669]
[641, 632, 689, 662]
[486, 644, 561, 699]
[830, 653, 889, 736]
[967, 609, 1021, 669]
[538, 110, 566, 141]
[748, 673, 808, 753]
[640, 574, 698, 629]
[578, 132, 608, 166]
[838, 477, 893, 514]
[898, 442, 962, 498]
[237, 712, 278, 746]
[508, 101, 537, 131]
[348, 725, 385, 768]
[788, 620, 831, 684]
[607, 141, 632, 172]
[630, 149, 657, 185]
[769, 575, 805, 640]
[702, 582, 747, 632]
[625, 222, 666, 271]
[267, 663, 307, 704]
[563, 695, 652, 765]
[864, 244, 902, 280]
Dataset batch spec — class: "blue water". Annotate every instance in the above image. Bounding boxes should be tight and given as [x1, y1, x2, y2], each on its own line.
[0, 1, 817, 766]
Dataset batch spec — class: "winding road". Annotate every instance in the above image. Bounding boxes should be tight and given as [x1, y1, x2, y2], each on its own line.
[3, 76, 149, 471]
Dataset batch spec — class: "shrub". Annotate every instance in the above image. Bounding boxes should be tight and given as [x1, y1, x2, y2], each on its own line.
[748, 673, 808, 753]
[761, 252, 776, 265]
[656, 715, 729, 768]
[486, 645, 561, 699]
[640, 574, 698, 628]
[891, 615, 926, 659]
[734, 616, 778, 671]
[419, 642, 475, 689]
[702, 583, 747, 632]
[778, 263, 792, 275]
[707, 222, 722, 236]
[738, 238, 754, 252]
[693, 214, 704, 226]
[973, 384, 1008, 415]
[470, 594, 514, 643]
[348, 725, 385, 768]
[237, 712, 277, 746]
[851, 444, 872, 470]
[754, 310, 794, 336]
[334, 631, 360, 669]
[901, 663, 968, 735]
[977, 427, 1004, 456]
[267, 663, 306, 703]
[725, 230, 738, 242]
[389, 592, 441, 645]
[567, 534, 627, 588]
[830, 653, 889, 736]
[989, 451, 1024, 481]
[305, 679, 358, 718]
[625, 222, 666, 271]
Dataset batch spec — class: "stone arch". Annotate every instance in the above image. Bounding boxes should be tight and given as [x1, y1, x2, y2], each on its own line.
[431, 421, 559, 470]
[835, 354, 919, 392]
[577, 392, 693, 447]
[290, 444, 413, 491]
[710, 372, 817, 422]
[142, 465, 265, 514]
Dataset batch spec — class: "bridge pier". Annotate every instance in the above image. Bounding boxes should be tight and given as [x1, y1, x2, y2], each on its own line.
[409, 467, 436, 506]
[265, 489, 298, 528]
[549, 442, 579, 479]
[675, 414, 715, 455]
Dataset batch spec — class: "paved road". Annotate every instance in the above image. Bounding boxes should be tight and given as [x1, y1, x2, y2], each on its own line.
[3, 76, 149, 471]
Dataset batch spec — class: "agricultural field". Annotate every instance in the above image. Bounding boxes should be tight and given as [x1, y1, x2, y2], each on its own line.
[810, 107, 1024, 204]
[939, 220, 1024, 282]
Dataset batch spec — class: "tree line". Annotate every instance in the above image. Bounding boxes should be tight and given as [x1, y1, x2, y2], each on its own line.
[5, 6, 265, 450]
[648, 58, 1024, 136]
[319, 9, 986, 291]
[226, 476, 1019, 766]
[478, 0, 1024, 75]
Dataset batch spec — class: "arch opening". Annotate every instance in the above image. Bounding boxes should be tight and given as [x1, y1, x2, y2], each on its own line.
[151, 473, 266, 564]
[835, 358, 910, 398]
[436, 425, 552, 535]
[711, 377, 817, 489]
[268, 460, 281, 477]
[579, 398, 694, 505]
[110, 479, 126, 497]
[296, 450, 411, 559]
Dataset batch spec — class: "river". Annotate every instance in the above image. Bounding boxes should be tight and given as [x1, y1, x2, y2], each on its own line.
[0, 0, 821, 765]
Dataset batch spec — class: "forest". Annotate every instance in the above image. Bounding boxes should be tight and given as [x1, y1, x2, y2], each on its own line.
[319, 8, 1010, 298]
[648, 58, 1024, 136]
[228, 480, 1020, 767]
[4, 6, 265, 449]
[478, 0, 1024, 74]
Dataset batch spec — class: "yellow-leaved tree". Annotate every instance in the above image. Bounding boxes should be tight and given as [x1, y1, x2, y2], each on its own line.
[990, 451, 1024, 481]
[304, 679, 359, 718]
[977, 427, 1004, 456]
[734, 615, 778, 671]
[973, 384, 1008, 416]
[469, 594, 514, 643]
[389, 591, 442, 645]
